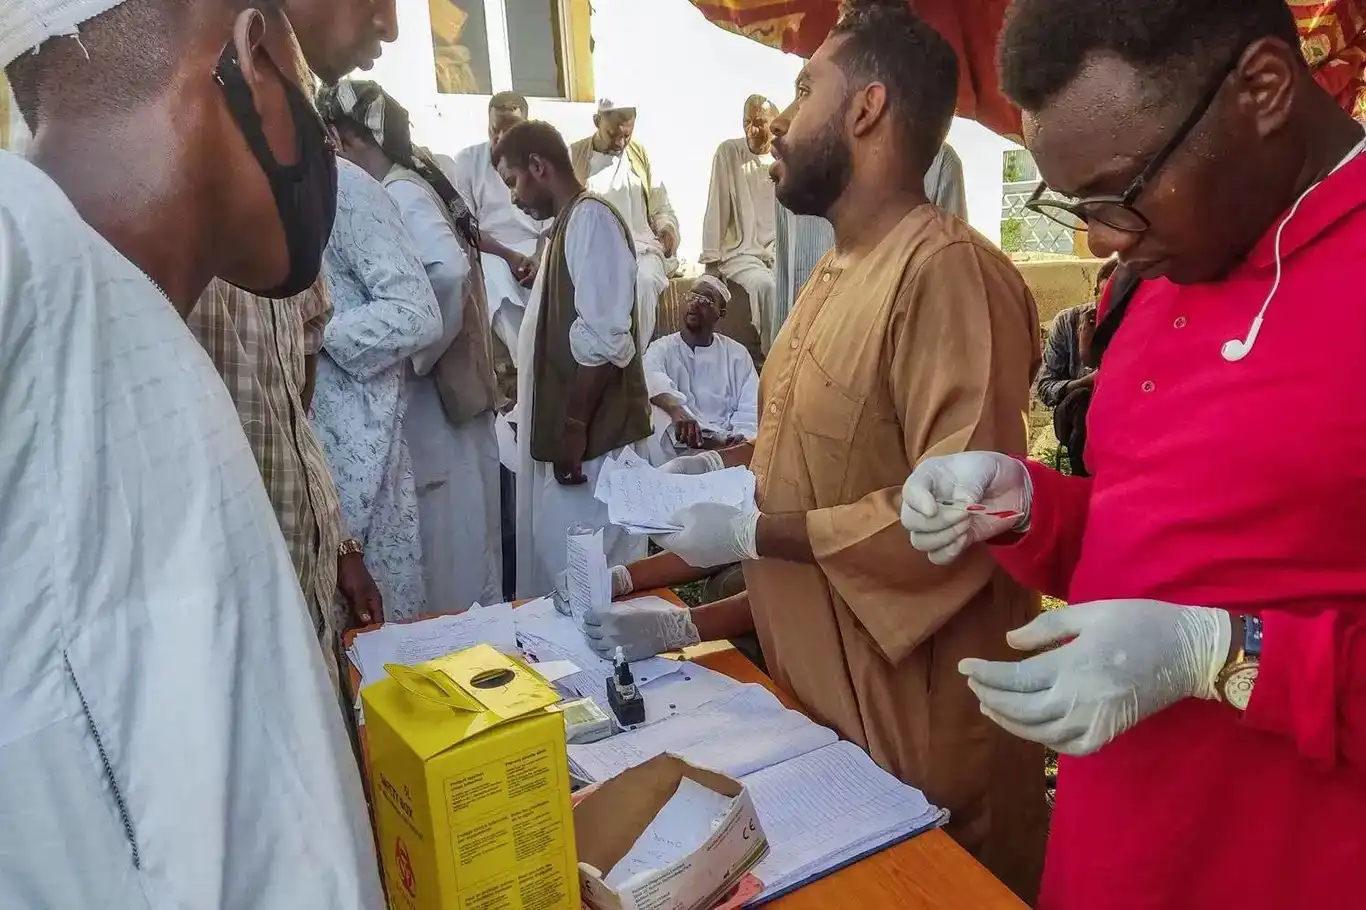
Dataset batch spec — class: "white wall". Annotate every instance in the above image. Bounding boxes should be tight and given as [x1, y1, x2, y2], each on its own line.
[366, 0, 1009, 256]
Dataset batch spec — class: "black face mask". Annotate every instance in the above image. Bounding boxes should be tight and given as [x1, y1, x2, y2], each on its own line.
[213, 41, 338, 299]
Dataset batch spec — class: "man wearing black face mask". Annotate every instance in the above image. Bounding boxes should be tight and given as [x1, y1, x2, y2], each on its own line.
[0, 0, 383, 905]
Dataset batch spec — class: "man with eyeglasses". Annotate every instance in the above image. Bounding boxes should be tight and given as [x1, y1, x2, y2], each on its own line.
[901, 1, 1366, 908]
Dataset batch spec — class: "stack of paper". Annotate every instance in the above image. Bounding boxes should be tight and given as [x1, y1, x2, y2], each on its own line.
[593, 448, 756, 534]
[568, 679, 944, 903]
[347, 602, 518, 693]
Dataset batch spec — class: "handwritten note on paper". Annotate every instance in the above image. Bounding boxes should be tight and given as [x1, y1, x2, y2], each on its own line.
[593, 452, 757, 534]
[565, 528, 610, 621]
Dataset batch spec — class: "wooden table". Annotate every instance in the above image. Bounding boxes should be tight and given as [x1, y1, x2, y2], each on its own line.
[345, 599, 1026, 910]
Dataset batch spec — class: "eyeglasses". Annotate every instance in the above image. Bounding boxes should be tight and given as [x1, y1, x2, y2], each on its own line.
[1024, 54, 1242, 235]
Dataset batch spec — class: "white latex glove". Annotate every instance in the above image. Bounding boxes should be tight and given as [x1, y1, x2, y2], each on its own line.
[899, 452, 1032, 565]
[552, 565, 635, 613]
[582, 598, 701, 660]
[653, 502, 759, 569]
[959, 600, 1232, 756]
[660, 450, 725, 475]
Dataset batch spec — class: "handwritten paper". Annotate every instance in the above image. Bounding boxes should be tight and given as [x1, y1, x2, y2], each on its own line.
[594, 451, 756, 534]
[565, 528, 610, 621]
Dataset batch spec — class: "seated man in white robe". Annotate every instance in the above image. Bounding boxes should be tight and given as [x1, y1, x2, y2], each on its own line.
[495, 120, 652, 597]
[643, 275, 759, 466]
[438, 91, 547, 373]
[570, 99, 679, 349]
[323, 79, 504, 614]
[0, 1, 381, 905]
[701, 95, 780, 350]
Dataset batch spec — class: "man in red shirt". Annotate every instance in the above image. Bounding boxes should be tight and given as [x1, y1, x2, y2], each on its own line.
[901, 0, 1366, 907]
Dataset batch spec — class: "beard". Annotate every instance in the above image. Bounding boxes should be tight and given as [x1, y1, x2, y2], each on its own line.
[774, 113, 852, 218]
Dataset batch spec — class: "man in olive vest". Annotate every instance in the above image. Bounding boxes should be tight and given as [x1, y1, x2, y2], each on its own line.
[570, 100, 679, 349]
[494, 120, 652, 597]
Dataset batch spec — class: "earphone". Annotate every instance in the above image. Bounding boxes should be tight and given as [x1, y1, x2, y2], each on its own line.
[1221, 131, 1366, 362]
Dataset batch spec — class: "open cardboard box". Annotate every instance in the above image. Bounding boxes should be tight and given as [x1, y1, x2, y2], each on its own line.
[574, 754, 768, 910]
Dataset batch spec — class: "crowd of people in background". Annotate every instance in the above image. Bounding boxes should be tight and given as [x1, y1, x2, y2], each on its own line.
[4, 0, 1365, 908]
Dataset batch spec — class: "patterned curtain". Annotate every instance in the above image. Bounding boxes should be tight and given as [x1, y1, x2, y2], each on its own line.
[691, 0, 1366, 139]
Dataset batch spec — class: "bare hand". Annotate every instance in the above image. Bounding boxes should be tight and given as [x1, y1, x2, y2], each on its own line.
[1078, 306, 1097, 365]
[508, 252, 537, 288]
[671, 413, 703, 449]
[658, 225, 679, 259]
[555, 418, 589, 486]
[336, 551, 382, 629]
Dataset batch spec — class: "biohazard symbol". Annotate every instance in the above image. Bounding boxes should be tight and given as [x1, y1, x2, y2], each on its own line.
[395, 838, 416, 898]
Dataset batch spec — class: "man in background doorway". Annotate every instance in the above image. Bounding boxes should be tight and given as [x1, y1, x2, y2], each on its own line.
[496, 120, 652, 597]
[702, 94, 780, 349]
[773, 138, 967, 335]
[571, 99, 680, 348]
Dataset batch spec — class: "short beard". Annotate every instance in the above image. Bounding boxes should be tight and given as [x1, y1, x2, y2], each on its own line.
[774, 112, 852, 218]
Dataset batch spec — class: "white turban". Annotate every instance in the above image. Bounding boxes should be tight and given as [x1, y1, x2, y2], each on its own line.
[597, 97, 636, 114]
[692, 274, 732, 304]
[1, 0, 128, 68]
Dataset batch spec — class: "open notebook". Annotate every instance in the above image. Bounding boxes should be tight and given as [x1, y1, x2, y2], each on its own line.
[569, 684, 946, 904]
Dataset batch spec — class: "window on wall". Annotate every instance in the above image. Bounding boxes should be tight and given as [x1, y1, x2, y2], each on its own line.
[429, 0, 593, 101]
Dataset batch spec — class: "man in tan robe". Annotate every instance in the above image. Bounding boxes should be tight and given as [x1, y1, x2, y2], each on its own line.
[701, 94, 779, 349]
[591, 3, 1047, 900]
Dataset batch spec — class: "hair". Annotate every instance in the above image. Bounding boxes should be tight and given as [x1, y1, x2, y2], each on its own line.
[1000, 0, 1300, 112]
[5, 0, 227, 132]
[489, 90, 529, 116]
[492, 120, 573, 174]
[744, 93, 776, 115]
[827, 0, 959, 166]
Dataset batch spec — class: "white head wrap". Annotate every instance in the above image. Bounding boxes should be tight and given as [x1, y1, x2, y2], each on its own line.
[692, 274, 731, 304]
[1, 0, 128, 68]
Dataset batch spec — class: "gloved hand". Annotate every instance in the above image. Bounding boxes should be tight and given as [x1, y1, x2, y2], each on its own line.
[583, 598, 701, 660]
[653, 502, 759, 569]
[959, 599, 1232, 756]
[553, 565, 635, 613]
[660, 450, 726, 475]
[899, 452, 1032, 565]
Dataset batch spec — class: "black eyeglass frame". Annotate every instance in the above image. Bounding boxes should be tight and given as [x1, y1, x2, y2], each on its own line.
[1023, 52, 1244, 235]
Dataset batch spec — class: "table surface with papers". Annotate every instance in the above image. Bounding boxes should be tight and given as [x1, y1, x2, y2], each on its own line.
[342, 593, 1026, 910]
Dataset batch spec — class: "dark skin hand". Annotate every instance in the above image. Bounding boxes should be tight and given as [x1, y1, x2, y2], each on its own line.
[1077, 306, 1097, 366]
[480, 234, 537, 288]
[336, 551, 382, 628]
[557, 362, 616, 485]
[691, 592, 756, 641]
[667, 404, 704, 449]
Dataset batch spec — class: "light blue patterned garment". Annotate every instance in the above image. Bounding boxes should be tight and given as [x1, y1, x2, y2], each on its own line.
[312, 160, 443, 621]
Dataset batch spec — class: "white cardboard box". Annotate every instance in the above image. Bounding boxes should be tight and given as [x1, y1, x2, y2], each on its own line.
[574, 754, 769, 910]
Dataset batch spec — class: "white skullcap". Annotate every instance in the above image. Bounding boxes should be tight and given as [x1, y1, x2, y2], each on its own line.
[692, 274, 731, 304]
[1, 0, 128, 68]
[597, 97, 636, 114]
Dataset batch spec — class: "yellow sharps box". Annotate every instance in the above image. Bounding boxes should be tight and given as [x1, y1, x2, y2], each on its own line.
[361, 643, 579, 910]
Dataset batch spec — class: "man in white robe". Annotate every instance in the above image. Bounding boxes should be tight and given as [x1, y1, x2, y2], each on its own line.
[313, 159, 443, 622]
[643, 275, 759, 466]
[570, 99, 680, 349]
[495, 120, 652, 597]
[439, 91, 547, 370]
[701, 95, 780, 350]
[323, 78, 504, 613]
[0, 1, 381, 905]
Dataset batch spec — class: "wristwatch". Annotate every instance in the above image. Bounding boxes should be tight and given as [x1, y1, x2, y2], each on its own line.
[338, 538, 364, 558]
[1216, 614, 1263, 711]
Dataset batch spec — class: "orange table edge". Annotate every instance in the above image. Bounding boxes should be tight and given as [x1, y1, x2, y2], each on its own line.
[342, 593, 1026, 910]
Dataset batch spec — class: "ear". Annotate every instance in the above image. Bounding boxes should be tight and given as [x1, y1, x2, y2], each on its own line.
[849, 82, 889, 139]
[593, 113, 602, 129]
[528, 154, 546, 179]
[231, 8, 269, 90]
[1237, 36, 1299, 138]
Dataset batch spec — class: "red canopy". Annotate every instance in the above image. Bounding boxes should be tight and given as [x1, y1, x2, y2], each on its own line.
[690, 0, 1366, 140]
